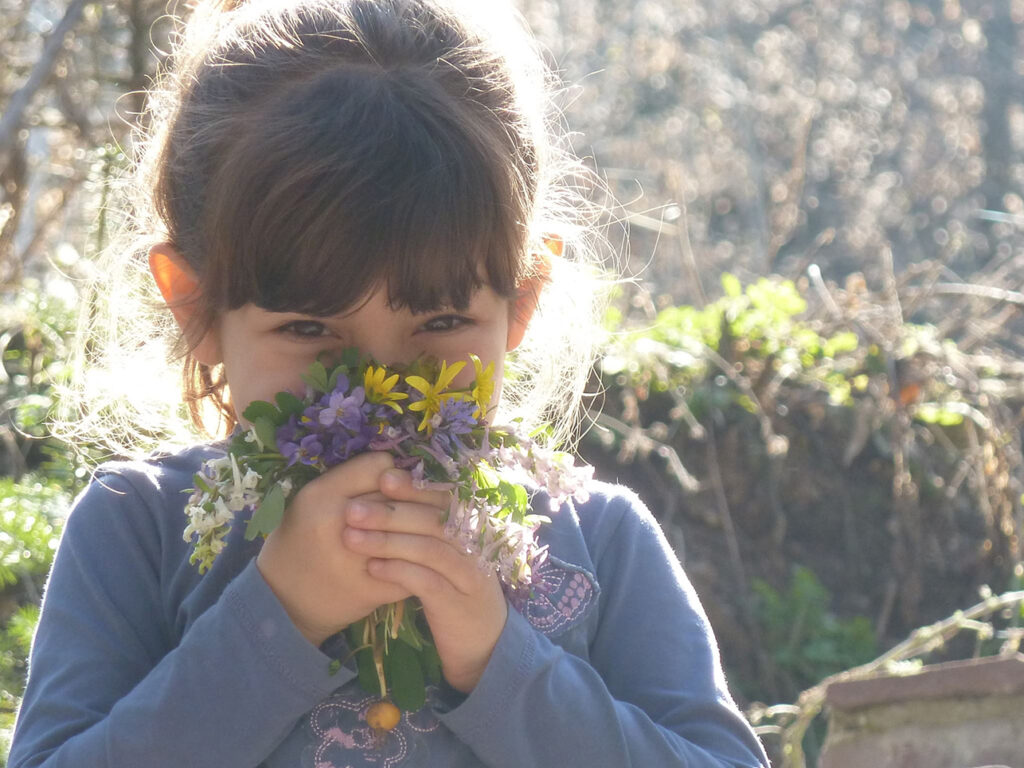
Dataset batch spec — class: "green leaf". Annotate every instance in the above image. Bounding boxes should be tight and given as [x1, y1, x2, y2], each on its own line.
[253, 416, 279, 451]
[242, 399, 280, 423]
[346, 622, 363, 648]
[302, 360, 330, 392]
[914, 403, 965, 427]
[385, 639, 426, 712]
[229, 430, 260, 457]
[346, 620, 382, 696]
[275, 391, 306, 419]
[496, 480, 527, 520]
[327, 351, 359, 390]
[721, 272, 742, 298]
[193, 472, 213, 494]
[244, 483, 286, 540]
[339, 347, 362, 370]
[472, 461, 499, 491]
[396, 614, 424, 651]
[823, 331, 859, 358]
[528, 422, 553, 441]
[420, 640, 442, 685]
[354, 646, 380, 696]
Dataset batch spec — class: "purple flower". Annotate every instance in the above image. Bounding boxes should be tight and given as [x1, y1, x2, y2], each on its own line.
[410, 460, 426, 486]
[325, 426, 373, 465]
[281, 433, 325, 467]
[441, 397, 477, 432]
[318, 386, 367, 431]
[276, 418, 301, 448]
[299, 405, 320, 428]
[430, 398, 477, 454]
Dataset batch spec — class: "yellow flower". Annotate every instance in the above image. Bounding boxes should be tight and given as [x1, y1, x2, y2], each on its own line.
[469, 354, 494, 420]
[406, 359, 466, 432]
[363, 365, 408, 414]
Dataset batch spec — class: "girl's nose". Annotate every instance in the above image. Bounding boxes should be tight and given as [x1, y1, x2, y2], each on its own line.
[338, 290, 422, 367]
[351, 340, 418, 368]
[340, 329, 417, 370]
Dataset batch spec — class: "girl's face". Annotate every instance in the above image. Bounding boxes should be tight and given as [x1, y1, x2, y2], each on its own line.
[210, 284, 523, 423]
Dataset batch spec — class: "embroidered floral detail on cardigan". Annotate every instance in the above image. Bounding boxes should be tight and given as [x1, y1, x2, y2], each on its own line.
[519, 555, 599, 635]
[307, 559, 596, 766]
[308, 689, 440, 767]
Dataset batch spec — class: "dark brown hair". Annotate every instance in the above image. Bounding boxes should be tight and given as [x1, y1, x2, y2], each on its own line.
[151, 0, 546, 432]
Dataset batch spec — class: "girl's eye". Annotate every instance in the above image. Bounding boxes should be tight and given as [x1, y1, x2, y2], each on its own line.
[279, 320, 329, 338]
[420, 315, 470, 332]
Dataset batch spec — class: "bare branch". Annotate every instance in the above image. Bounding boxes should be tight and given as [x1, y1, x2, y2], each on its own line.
[905, 282, 1024, 307]
[0, 0, 91, 163]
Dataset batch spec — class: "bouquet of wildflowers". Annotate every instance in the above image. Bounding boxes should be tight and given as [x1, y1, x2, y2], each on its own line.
[185, 348, 591, 722]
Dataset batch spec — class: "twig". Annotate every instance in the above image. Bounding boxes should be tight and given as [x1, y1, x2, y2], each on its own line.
[703, 423, 776, 694]
[965, 419, 995, 530]
[766, 107, 814, 269]
[902, 282, 1024, 307]
[702, 343, 788, 457]
[972, 208, 1024, 227]
[880, 245, 904, 326]
[667, 182, 708, 308]
[898, 259, 947, 320]
[0, 0, 92, 164]
[785, 228, 835, 283]
[806, 263, 887, 348]
[589, 410, 700, 492]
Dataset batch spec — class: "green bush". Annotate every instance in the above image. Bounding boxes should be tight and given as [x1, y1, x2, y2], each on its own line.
[0, 280, 82, 764]
[0, 476, 67, 761]
[752, 566, 877, 699]
[587, 273, 1022, 721]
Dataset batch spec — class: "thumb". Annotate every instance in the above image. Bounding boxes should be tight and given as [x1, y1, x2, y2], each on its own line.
[303, 451, 395, 503]
[379, 467, 452, 509]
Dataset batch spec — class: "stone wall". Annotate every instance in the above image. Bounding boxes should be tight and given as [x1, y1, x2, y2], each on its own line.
[820, 654, 1024, 768]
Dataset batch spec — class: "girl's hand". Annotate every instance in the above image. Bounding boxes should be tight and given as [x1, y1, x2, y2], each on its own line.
[256, 452, 412, 646]
[342, 468, 508, 694]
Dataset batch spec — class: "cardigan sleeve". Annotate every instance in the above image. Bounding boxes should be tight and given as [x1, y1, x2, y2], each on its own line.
[8, 471, 355, 768]
[438, 487, 768, 767]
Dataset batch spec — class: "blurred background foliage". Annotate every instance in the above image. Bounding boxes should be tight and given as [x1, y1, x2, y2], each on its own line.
[2, 0, 1024, 764]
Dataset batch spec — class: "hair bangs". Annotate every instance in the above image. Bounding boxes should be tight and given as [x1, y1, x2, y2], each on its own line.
[202, 65, 526, 318]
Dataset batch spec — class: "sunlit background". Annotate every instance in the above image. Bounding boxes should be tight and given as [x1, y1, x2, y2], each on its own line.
[2, 1, 1024, 764]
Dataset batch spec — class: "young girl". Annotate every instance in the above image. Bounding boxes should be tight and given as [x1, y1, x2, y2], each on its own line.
[10, 0, 768, 765]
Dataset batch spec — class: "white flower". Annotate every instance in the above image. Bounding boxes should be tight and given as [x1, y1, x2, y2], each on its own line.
[245, 425, 263, 450]
[221, 454, 264, 512]
[212, 497, 234, 525]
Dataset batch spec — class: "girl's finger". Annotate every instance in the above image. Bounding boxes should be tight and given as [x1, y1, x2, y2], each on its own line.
[343, 527, 452, 567]
[345, 499, 445, 537]
[366, 557, 458, 600]
[302, 451, 394, 506]
[344, 527, 480, 594]
[378, 468, 452, 509]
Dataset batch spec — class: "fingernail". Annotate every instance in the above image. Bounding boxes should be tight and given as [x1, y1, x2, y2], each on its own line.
[348, 502, 368, 522]
[347, 528, 366, 543]
[382, 469, 406, 489]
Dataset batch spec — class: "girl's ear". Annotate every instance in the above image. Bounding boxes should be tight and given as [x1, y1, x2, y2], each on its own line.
[148, 244, 222, 366]
[506, 278, 540, 351]
[507, 238, 558, 351]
